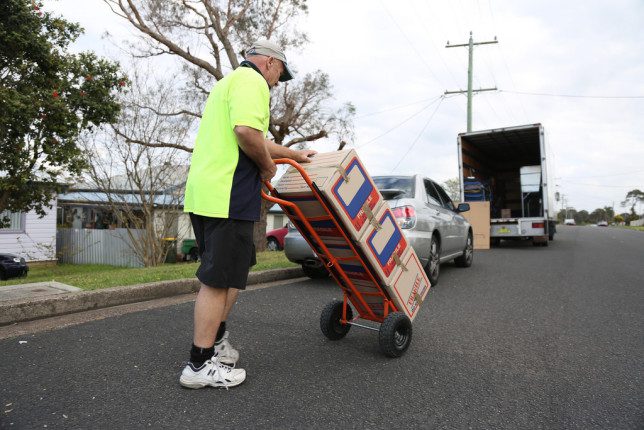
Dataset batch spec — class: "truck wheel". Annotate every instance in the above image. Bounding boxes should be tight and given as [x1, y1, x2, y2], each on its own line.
[491, 238, 501, 247]
[454, 232, 473, 268]
[320, 300, 352, 340]
[424, 236, 440, 286]
[302, 264, 329, 279]
[379, 312, 412, 358]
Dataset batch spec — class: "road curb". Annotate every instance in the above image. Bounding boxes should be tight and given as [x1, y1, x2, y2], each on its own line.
[0, 267, 304, 326]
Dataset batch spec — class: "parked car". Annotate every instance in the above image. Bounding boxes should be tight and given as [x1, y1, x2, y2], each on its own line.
[266, 226, 288, 251]
[284, 175, 474, 285]
[564, 218, 576, 226]
[597, 220, 608, 227]
[0, 253, 29, 280]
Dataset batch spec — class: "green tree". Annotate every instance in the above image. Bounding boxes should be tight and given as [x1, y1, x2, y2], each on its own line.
[442, 178, 461, 202]
[621, 189, 644, 215]
[0, 0, 127, 222]
[613, 214, 624, 224]
[574, 210, 589, 225]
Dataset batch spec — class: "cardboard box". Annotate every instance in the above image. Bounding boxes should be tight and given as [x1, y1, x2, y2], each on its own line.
[461, 201, 490, 250]
[389, 250, 431, 321]
[359, 203, 409, 285]
[275, 150, 383, 242]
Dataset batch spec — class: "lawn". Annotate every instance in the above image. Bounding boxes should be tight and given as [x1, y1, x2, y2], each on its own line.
[0, 251, 297, 291]
[617, 225, 644, 232]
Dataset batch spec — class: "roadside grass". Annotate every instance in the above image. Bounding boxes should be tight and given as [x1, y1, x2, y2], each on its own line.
[0, 251, 297, 291]
[617, 225, 644, 232]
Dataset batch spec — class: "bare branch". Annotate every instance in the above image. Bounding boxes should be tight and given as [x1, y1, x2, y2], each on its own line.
[113, 127, 193, 153]
[285, 130, 328, 147]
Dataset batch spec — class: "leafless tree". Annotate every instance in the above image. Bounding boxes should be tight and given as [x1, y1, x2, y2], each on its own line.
[103, 0, 355, 249]
[83, 70, 194, 266]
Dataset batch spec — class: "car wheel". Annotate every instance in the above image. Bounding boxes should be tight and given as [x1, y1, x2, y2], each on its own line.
[189, 247, 200, 262]
[378, 312, 412, 358]
[320, 300, 352, 340]
[454, 231, 473, 268]
[302, 264, 329, 279]
[267, 237, 280, 251]
[424, 236, 440, 286]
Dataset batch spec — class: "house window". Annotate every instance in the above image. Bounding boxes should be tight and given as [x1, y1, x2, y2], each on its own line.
[272, 215, 285, 230]
[0, 210, 25, 233]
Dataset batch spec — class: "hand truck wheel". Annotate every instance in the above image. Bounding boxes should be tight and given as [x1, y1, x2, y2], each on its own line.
[378, 312, 412, 357]
[320, 300, 353, 340]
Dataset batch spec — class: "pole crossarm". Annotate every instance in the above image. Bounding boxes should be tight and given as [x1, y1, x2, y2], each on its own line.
[445, 87, 497, 95]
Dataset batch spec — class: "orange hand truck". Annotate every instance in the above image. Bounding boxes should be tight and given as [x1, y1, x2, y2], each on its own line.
[261, 159, 413, 357]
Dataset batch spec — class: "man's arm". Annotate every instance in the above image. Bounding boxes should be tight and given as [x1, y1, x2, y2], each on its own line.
[234, 126, 277, 181]
[266, 141, 317, 163]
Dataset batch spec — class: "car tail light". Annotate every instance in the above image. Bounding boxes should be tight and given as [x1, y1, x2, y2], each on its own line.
[532, 222, 545, 229]
[392, 205, 416, 229]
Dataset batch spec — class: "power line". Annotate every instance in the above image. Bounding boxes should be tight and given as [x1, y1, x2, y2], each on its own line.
[357, 96, 443, 148]
[391, 97, 444, 172]
[379, 0, 444, 88]
[500, 90, 644, 99]
[354, 96, 441, 119]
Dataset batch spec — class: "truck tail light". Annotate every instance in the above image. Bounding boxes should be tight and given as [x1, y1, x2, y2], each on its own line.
[392, 205, 416, 229]
[532, 222, 545, 229]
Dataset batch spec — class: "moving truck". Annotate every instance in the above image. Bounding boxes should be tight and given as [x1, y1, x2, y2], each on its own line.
[457, 123, 556, 246]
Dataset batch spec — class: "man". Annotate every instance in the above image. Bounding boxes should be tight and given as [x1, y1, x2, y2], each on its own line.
[179, 40, 316, 389]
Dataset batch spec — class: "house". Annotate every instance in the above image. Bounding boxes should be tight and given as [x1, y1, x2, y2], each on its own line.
[267, 204, 287, 231]
[0, 202, 57, 262]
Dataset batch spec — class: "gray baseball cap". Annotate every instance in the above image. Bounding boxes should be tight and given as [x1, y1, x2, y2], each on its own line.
[246, 39, 294, 82]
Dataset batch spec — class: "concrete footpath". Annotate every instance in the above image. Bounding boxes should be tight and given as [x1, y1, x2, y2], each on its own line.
[0, 267, 303, 326]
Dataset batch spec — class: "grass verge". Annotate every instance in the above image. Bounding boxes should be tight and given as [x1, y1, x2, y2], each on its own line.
[0, 251, 297, 291]
[617, 225, 644, 232]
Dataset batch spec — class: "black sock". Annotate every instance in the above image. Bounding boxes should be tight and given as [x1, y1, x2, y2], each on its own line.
[215, 321, 226, 344]
[190, 344, 214, 367]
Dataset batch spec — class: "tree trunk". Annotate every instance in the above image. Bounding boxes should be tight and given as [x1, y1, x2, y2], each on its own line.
[253, 199, 272, 252]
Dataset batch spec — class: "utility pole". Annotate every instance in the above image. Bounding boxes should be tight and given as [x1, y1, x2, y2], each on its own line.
[445, 32, 498, 132]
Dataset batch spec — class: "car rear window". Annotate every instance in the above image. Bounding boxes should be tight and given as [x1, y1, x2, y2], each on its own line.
[372, 176, 414, 199]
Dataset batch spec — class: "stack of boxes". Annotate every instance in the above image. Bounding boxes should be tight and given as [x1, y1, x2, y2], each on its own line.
[275, 150, 430, 321]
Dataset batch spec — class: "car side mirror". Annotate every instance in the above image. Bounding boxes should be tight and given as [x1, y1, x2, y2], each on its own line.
[456, 203, 470, 213]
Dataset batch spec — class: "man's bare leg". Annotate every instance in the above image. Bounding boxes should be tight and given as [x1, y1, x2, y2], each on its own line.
[223, 288, 239, 321]
[193, 284, 227, 347]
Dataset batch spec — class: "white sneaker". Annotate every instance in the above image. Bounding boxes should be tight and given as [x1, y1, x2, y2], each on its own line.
[214, 331, 240, 365]
[179, 358, 246, 389]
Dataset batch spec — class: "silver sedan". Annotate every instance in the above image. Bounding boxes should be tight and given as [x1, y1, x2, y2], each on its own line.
[284, 174, 474, 285]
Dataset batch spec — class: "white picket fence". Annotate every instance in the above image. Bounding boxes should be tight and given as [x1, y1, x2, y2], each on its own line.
[56, 228, 145, 267]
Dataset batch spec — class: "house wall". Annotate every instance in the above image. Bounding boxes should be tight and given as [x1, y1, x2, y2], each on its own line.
[0, 201, 57, 262]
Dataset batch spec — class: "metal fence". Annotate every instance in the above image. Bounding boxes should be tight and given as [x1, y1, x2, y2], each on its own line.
[56, 228, 145, 267]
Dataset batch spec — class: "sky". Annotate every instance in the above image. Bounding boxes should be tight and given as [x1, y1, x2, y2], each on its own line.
[46, 0, 644, 213]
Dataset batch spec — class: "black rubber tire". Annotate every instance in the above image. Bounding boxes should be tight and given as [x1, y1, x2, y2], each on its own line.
[266, 237, 280, 251]
[378, 312, 413, 358]
[491, 238, 501, 247]
[424, 235, 440, 286]
[320, 300, 353, 340]
[0, 268, 6, 281]
[302, 264, 329, 279]
[189, 247, 199, 262]
[454, 231, 473, 268]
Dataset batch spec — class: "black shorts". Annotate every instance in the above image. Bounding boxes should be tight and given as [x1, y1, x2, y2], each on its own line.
[190, 213, 257, 289]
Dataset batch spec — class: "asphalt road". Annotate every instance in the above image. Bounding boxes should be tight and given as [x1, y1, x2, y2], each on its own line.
[1, 226, 642, 429]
